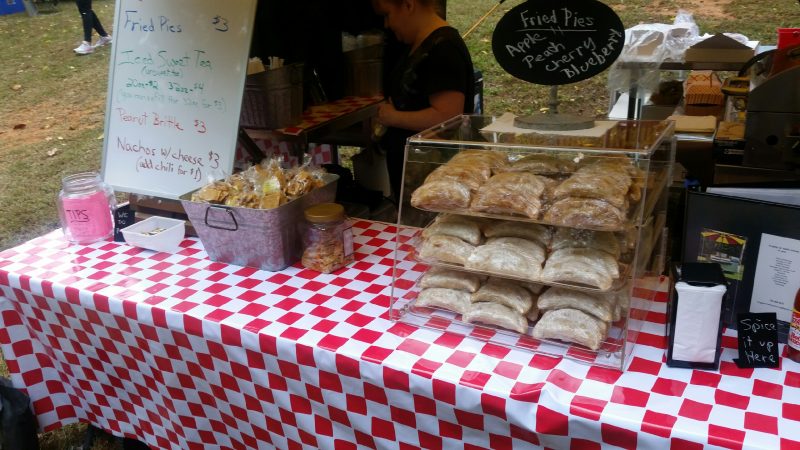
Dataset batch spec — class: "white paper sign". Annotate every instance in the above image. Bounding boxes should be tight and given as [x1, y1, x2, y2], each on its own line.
[750, 233, 800, 322]
[101, 0, 257, 199]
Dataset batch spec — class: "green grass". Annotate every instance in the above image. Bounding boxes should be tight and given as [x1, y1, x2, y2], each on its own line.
[0, 0, 797, 448]
[0, 1, 113, 251]
[1, 0, 797, 251]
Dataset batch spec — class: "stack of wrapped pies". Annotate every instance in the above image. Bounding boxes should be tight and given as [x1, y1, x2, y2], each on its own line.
[414, 269, 540, 334]
[532, 287, 625, 350]
[418, 215, 548, 281]
[466, 236, 546, 281]
[543, 159, 645, 229]
[540, 228, 621, 290]
[418, 215, 484, 265]
[414, 266, 629, 350]
[417, 215, 623, 290]
[411, 151, 647, 230]
[470, 172, 554, 218]
[410, 150, 507, 210]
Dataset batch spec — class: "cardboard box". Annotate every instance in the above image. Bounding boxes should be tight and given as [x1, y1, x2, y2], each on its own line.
[684, 104, 724, 119]
[668, 115, 717, 133]
[684, 34, 757, 63]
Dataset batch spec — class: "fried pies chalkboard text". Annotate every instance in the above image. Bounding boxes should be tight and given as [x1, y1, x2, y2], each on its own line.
[492, 0, 625, 85]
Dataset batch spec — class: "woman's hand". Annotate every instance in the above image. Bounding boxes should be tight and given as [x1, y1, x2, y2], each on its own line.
[376, 100, 397, 127]
[377, 91, 465, 132]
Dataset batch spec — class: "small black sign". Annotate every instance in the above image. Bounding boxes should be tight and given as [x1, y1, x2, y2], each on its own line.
[491, 0, 625, 85]
[735, 312, 780, 368]
[113, 203, 135, 242]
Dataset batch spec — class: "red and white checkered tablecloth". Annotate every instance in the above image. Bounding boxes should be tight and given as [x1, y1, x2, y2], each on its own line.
[1, 220, 799, 450]
[278, 95, 384, 136]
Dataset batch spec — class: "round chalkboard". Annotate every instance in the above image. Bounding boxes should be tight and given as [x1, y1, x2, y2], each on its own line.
[492, 0, 625, 85]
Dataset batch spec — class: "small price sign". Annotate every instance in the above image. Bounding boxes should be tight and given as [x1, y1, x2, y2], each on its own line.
[735, 312, 779, 368]
[113, 203, 135, 242]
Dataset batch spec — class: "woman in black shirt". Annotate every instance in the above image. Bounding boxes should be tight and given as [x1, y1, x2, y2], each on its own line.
[372, 0, 475, 202]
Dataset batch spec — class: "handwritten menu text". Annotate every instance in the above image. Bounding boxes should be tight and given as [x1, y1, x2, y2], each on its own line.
[102, 0, 255, 198]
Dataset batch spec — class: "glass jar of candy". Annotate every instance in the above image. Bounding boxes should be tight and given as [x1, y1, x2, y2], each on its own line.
[301, 203, 354, 273]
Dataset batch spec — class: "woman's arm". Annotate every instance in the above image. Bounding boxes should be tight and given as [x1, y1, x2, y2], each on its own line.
[378, 90, 466, 132]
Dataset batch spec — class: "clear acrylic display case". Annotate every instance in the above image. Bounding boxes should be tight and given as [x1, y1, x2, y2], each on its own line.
[390, 115, 675, 370]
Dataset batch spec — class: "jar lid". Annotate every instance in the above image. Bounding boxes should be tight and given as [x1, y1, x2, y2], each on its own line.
[304, 203, 345, 223]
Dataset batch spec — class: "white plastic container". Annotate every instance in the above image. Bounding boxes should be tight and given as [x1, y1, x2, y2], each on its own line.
[121, 216, 185, 253]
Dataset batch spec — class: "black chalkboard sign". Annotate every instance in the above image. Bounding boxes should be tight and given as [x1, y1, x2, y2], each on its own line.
[113, 203, 135, 242]
[491, 0, 625, 85]
[735, 312, 780, 368]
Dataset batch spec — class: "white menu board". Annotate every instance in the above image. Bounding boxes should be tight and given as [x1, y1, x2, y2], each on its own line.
[750, 233, 800, 322]
[101, 0, 257, 199]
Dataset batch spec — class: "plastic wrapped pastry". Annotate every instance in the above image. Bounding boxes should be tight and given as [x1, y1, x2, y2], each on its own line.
[541, 247, 620, 290]
[532, 308, 608, 350]
[465, 237, 545, 280]
[471, 278, 534, 315]
[549, 247, 619, 279]
[411, 180, 472, 210]
[585, 158, 645, 202]
[448, 149, 508, 171]
[543, 197, 627, 229]
[419, 267, 483, 293]
[505, 153, 577, 175]
[424, 163, 491, 191]
[463, 302, 528, 334]
[483, 220, 552, 248]
[550, 227, 621, 259]
[470, 172, 548, 218]
[415, 288, 471, 315]
[418, 234, 475, 265]
[422, 214, 483, 246]
[537, 287, 617, 322]
[552, 160, 633, 208]
[485, 237, 547, 262]
[542, 259, 614, 290]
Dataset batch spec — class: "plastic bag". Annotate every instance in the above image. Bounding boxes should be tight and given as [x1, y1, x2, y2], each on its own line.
[607, 10, 701, 97]
[0, 378, 39, 450]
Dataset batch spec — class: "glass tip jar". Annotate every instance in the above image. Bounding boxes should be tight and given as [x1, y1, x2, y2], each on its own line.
[57, 172, 117, 245]
[301, 203, 354, 273]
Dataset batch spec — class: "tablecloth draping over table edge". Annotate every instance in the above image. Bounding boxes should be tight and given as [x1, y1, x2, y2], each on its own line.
[0, 220, 798, 449]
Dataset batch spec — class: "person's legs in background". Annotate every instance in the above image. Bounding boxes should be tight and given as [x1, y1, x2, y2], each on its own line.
[74, 0, 111, 55]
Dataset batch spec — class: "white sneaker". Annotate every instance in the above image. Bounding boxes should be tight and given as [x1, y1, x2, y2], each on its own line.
[95, 35, 112, 48]
[74, 41, 93, 55]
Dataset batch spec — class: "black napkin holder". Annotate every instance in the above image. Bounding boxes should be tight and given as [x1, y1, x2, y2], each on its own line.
[666, 262, 728, 370]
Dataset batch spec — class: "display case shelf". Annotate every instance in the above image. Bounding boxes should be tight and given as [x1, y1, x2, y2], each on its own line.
[391, 115, 675, 370]
[409, 232, 634, 294]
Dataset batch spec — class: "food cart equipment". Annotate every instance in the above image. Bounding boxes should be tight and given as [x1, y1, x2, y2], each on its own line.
[743, 65, 800, 170]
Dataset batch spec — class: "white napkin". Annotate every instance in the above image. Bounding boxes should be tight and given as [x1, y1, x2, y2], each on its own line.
[672, 282, 727, 363]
